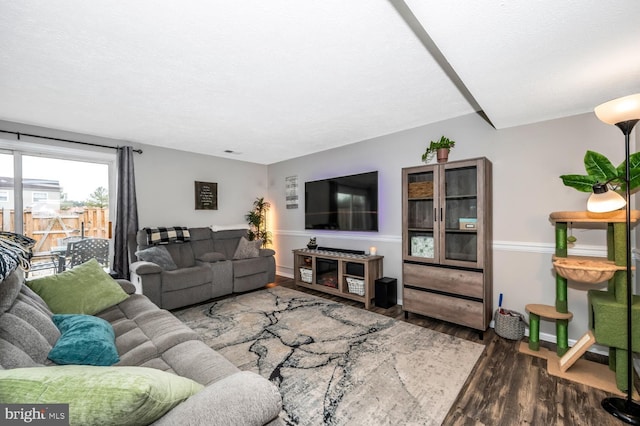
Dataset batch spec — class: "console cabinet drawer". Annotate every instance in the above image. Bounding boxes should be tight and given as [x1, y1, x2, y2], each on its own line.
[403, 263, 483, 299]
[403, 287, 485, 330]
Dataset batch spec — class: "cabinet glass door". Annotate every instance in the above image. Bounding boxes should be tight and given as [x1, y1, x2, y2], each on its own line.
[442, 164, 479, 266]
[406, 169, 437, 262]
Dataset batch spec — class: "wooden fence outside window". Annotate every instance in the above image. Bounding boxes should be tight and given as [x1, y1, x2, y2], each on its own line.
[0, 208, 110, 253]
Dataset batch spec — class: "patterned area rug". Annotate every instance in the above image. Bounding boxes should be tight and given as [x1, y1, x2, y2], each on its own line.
[174, 286, 485, 425]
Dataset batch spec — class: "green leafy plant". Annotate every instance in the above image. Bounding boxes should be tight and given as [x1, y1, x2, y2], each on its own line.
[421, 136, 456, 163]
[245, 197, 272, 247]
[560, 150, 640, 193]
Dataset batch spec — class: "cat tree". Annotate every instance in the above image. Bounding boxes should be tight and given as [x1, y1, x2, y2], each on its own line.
[520, 210, 640, 395]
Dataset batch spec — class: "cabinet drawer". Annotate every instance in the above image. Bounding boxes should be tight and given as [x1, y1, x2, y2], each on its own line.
[403, 287, 485, 330]
[403, 263, 483, 299]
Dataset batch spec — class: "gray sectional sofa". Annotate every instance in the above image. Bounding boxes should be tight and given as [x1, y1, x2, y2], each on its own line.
[0, 268, 282, 425]
[129, 228, 276, 310]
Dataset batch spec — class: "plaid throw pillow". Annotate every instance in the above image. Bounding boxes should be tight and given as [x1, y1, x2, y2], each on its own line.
[144, 227, 191, 245]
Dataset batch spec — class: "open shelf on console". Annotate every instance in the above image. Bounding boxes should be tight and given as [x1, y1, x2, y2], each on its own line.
[292, 248, 384, 308]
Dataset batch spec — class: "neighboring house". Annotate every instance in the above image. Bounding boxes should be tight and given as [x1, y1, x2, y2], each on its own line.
[0, 176, 61, 214]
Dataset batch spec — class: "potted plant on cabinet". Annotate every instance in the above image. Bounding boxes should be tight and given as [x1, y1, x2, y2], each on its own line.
[422, 136, 456, 163]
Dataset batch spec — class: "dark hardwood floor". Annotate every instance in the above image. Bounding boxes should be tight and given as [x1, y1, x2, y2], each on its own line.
[272, 276, 622, 425]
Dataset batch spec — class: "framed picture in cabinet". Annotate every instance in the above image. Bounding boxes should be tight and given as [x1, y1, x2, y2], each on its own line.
[411, 236, 434, 257]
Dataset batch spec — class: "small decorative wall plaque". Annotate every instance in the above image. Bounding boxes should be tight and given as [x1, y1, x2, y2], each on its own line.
[286, 175, 299, 209]
[195, 181, 218, 210]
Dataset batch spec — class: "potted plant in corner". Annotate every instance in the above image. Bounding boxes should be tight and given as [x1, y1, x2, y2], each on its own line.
[422, 136, 455, 163]
[245, 197, 272, 247]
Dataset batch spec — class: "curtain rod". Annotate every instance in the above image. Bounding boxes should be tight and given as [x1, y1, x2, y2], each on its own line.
[0, 129, 143, 154]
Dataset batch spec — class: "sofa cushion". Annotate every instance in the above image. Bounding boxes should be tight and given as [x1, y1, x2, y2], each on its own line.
[153, 371, 282, 426]
[0, 365, 203, 426]
[161, 266, 212, 292]
[126, 309, 199, 354]
[48, 314, 119, 366]
[165, 243, 196, 269]
[135, 246, 178, 271]
[234, 257, 270, 278]
[189, 227, 216, 258]
[0, 311, 56, 367]
[27, 259, 129, 315]
[95, 297, 200, 370]
[196, 252, 226, 263]
[0, 267, 23, 315]
[0, 271, 60, 369]
[212, 229, 248, 259]
[161, 340, 240, 386]
[233, 237, 261, 259]
[96, 294, 159, 323]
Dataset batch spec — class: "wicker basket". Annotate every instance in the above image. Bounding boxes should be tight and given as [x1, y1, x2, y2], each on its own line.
[346, 277, 365, 296]
[299, 268, 312, 283]
[494, 309, 525, 340]
[408, 181, 434, 198]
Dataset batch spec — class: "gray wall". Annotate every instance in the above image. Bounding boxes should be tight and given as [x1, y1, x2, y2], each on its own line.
[267, 111, 638, 345]
[134, 145, 267, 227]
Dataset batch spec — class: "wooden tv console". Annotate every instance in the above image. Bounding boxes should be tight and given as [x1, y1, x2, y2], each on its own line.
[292, 248, 383, 309]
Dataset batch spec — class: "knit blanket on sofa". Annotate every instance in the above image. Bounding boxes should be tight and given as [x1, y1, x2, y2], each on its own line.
[0, 232, 35, 281]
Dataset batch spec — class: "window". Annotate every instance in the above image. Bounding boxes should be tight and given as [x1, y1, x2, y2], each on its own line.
[32, 192, 48, 203]
[0, 140, 115, 277]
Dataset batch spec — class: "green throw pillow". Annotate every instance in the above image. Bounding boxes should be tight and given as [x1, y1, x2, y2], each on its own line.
[27, 258, 129, 315]
[0, 365, 204, 426]
[48, 315, 119, 366]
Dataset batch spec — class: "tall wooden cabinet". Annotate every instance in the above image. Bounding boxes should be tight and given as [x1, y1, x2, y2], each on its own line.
[402, 157, 493, 332]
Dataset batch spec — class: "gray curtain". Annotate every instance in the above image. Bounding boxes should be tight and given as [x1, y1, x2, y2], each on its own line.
[113, 146, 139, 279]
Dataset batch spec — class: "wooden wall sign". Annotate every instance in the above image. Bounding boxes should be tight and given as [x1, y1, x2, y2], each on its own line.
[195, 181, 218, 210]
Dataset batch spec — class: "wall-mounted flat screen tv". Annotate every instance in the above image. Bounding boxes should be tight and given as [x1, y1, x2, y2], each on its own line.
[305, 171, 378, 231]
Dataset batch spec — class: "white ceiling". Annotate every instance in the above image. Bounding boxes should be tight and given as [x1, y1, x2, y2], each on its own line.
[1, 1, 639, 164]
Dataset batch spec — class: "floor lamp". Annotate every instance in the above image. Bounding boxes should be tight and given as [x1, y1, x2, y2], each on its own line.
[589, 93, 640, 424]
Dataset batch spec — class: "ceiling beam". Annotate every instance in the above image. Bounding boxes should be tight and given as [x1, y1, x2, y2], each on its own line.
[389, 0, 495, 128]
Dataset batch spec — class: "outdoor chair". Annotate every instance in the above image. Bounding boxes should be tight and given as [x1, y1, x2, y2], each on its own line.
[47, 236, 82, 273]
[68, 238, 110, 269]
[27, 253, 58, 278]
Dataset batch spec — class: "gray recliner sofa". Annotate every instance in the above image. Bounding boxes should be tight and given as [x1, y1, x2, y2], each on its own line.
[0, 268, 282, 425]
[129, 227, 276, 310]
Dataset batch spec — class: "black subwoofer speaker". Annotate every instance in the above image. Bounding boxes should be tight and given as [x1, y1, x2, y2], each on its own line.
[375, 277, 397, 309]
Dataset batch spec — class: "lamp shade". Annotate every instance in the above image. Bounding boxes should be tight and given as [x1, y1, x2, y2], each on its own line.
[594, 93, 640, 125]
[587, 189, 626, 213]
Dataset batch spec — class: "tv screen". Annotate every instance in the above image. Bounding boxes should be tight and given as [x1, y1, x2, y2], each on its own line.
[305, 171, 378, 231]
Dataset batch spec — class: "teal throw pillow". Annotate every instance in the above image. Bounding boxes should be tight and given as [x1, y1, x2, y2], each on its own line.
[48, 314, 119, 366]
[27, 258, 129, 315]
[0, 365, 204, 426]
